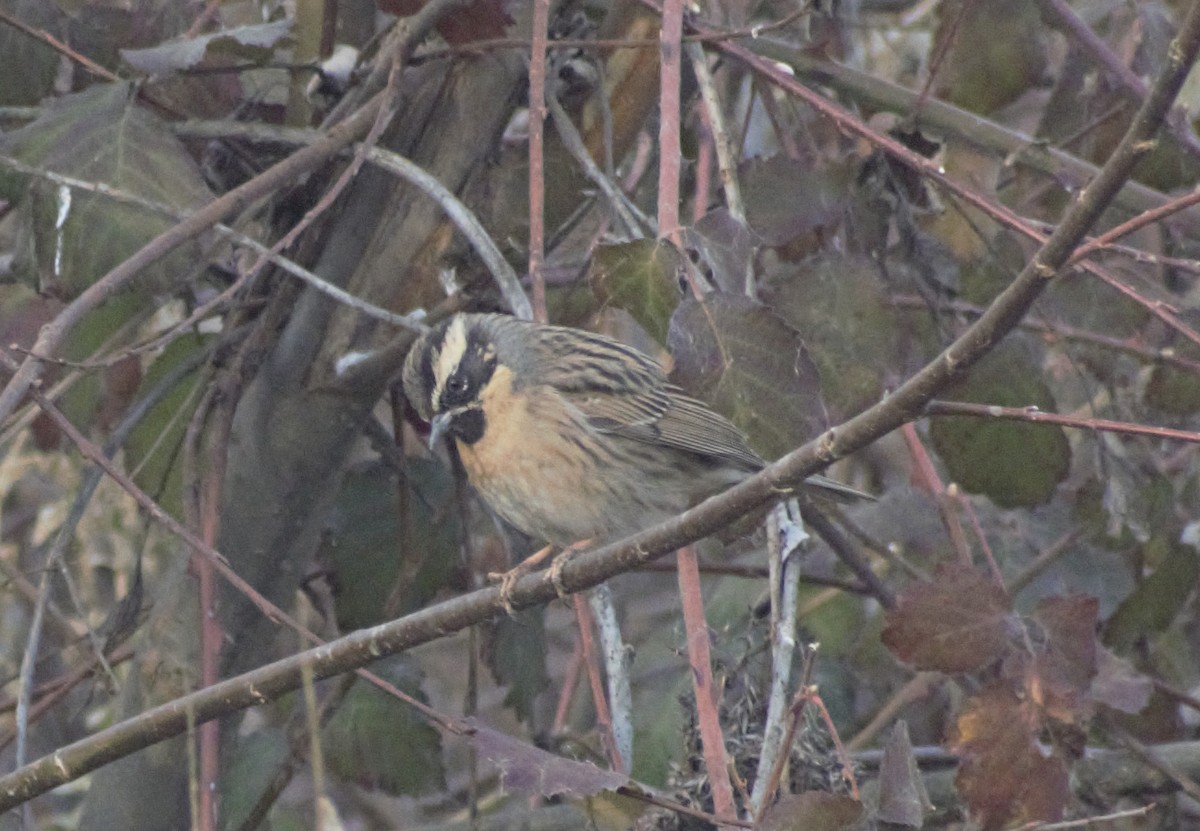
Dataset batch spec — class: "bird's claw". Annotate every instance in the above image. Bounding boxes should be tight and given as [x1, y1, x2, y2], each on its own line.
[548, 555, 570, 602]
[489, 564, 529, 615]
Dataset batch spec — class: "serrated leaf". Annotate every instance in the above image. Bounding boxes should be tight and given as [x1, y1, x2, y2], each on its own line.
[0, 82, 215, 299]
[667, 293, 828, 460]
[881, 562, 1013, 673]
[323, 660, 444, 795]
[929, 337, 1070, 507]
[484, 607, 549, 723]
[948, 684, 1069, 830]
[121, 20, 293, 74]
[588, 238, 683, 343]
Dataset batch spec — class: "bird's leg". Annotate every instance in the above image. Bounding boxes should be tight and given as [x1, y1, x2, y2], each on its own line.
[489, 539, 591, 613]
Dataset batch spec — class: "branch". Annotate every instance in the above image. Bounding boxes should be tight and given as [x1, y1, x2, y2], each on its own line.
[925, 400, 1200, 444]
[527, 0, 549, 323]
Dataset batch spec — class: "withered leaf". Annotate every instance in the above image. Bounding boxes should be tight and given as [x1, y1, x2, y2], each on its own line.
[881, 563, 1013, 673]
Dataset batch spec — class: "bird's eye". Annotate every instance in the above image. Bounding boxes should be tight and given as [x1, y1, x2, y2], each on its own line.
[446, 376, 467, 394]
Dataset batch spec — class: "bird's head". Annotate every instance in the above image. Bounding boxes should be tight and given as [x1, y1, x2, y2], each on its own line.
[402, 315, 502, 446]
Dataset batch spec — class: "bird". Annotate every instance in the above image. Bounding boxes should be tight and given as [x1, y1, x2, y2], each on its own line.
[402, 312, 868, 601]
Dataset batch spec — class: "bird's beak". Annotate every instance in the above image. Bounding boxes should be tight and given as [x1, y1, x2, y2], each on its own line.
[429, 411, 452, 448]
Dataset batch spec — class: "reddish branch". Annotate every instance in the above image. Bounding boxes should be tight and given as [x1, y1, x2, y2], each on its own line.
[924, 400, 1200, 444]
[527, 0, 550, 323]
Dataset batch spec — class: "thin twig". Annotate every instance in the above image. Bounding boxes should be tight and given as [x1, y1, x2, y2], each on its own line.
[900, 423, 972, 567]
[572, 596, 623, 772]
[1070, 187, 1200, 262]
[925, 400, 1200, 444]
[546, 94, 651, 236]
[0, 154, 418, 329]
[1007, 530, 1080, 598]
[0, 0, 486, 428]
[743, 37, 1200, 235]
[1107, 722, 1200, 803]
[1034, 0, 1200, 161]
[657, 0, 684, 242]
[528, 0, 550, 323]
[0, 7, 117, 81]
[676, 543, 739, 825]
[846, 672, 945, 752]
[1024, 804, 1155, 830]
[685, 41, 751, 293]
[890, 294, 1200, 378]
[12, 341, 215, 778]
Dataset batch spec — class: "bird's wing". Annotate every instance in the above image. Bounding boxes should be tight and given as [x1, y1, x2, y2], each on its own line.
[648, 392, 763, 471]
[518, 322, 673, 424]
[517, 322, 762, 471]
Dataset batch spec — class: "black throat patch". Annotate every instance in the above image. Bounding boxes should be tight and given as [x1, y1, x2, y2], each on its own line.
[450, 407, 486, 444]
[435, 320, 497, 445]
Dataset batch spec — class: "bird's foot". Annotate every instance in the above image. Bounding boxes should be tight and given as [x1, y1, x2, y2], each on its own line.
[547, 539, 591, 601]
[488, 539, 591, 613]
[490, 543, 553, 614]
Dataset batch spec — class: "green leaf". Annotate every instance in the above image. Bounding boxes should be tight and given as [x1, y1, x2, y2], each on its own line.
[740, 155, 855, 249]
[587, 239, 683, 343]
[120, 20, 293, 75]
[932, 0, 1046, 114]
[484, 607, 549, 723]
[1104, 537, 1200, 653]
[929, 337, 1070, 507]
[0, 82, 214, 298]
[668, 292, 827, 460]
[122, 332, 211, 517]
[1145, 361, 1200, 415]
[323, 659, 445, 795]
[0, 0, 61, 105]
[219, 728, 289, 830]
